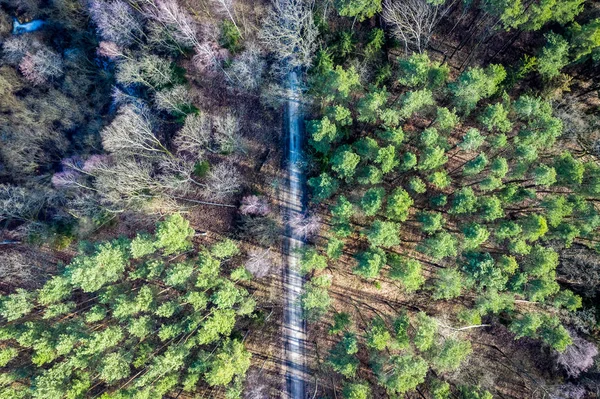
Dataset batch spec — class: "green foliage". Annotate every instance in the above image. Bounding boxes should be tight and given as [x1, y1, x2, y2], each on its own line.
[354, 248, 386, 279]
[537, 32, 570, 79]
[366, 317, 392, 351]
[343, 382, 371, 399]
[361, 187, 386, 216]
[432, 268, 463, 300]
[479, 103, 512, 132]
[335, 0, 382, 21]
[219, 21, 242, 53]
[308, 173, 340, 202]
[330, 312, 352, 334]
[386, 188, 413, 221]
[210, 239, 240, 259]
[399, 89, 435, 119]
[365, 220, 400, 248]
[0, 215, 253, 396]
[418, 232, 458, 260]
[332, 145, 361, 181]
[378, 354, 428, 395]
[155, 214, 195, 255]
[450, 64, 506, 114]
[433, 339, 472, 372]
[389, 255, 425, 292]
[417, 211, 445, 234]
[414, 312, 438, 351]
[299, 248, 328, 275]
[328, 333, 360, 377]
[302, 276, 332, 321]
[569, 19, 600, 62]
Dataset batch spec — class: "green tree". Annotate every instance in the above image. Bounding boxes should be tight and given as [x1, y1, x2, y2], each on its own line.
[433, 268, 463, 300]
[205, 339, 251, 386]
[361, 187, 386, 216]
[365, 220, 400, 248]
[418, 232, 458, 260]
[450, 64, 506, 114]
[414, 312, 438, 351]
[343, 382, 371, 399]
[433, 338, 472, 372]
[299, 248, 328, 275]
[155, 213, 195, 255]
[378, 354, 428, 395]
[335, 0, 382, 21]
[308, 173, 340, 202]
[417, 211, 445, 234]
[354, 248, 386, 279]
[366, 317, 392, 351]
[386, 188, 413, 221]
[332, 145, 361, 181]
[537, 32, 570, 79]
[389, 255, 425, 292]
[479, 102, 512, 132]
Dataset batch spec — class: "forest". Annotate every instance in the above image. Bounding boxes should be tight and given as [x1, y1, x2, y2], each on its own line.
[0, 0, 599, 398]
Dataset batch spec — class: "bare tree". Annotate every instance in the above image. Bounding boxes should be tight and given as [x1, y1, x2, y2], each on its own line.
[138, 0, 200, 49]
[101, 104, 172, 158]
[555, 331, 599, 378]
[289, 212, 321, 239]
[259, 0, 318, 70]
[244, 248, 275, 278]
[88, 0, 144, 46]
[153, 84, 194, 115]
[2, 36, 33, 65]
[214, 111, 243, 154]
[116, 54, 177, 89]
[97, 41, 124, 59]
[173, 112, 212, 158]
[228, 43, 266, 91]
[0, 184, 52, 226]
[210, 0, 242, 37]
[240, 195, 271, 216]
[382, 0, 448, 53]
[19, 48, 64, 85]
[205, 162, 242, 199]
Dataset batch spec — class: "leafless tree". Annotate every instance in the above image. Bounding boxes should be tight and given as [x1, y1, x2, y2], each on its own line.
[153, 84, 194, 115]
[382, 0, 448, 53]
[204, 162, 242, 199]
[228, 43, 266, 91]
[193, 41, 231, 79]
[210, 0, 242, 37]
[259, 0, 318, 70]
[97, 41, 124, 59]
[88, 0, 144, 46]
[289, 212, 321, 239]
[243, 368, 271, 398]
[0, 184, 47, 223]
[2, 35, 33, 65]
[101, 104, 172, 158]
[116, 54, 177, 89]
[19, 48, 64, 85]
[0, 251, 50, 289]
[94, 158, 165, 209]
[214, 111, 243, 154]
[550, 384, 586, 399]
[555, 331, 599, 378]
[239, 216, 281, 246]
[173, 111, 212, 158]
[240, 195, 271, 216]
[245, 248, 275, 278]
[138, 0, 200, 50]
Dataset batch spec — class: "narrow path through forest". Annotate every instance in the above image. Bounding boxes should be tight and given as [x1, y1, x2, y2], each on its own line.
[282, 70, 307, 399]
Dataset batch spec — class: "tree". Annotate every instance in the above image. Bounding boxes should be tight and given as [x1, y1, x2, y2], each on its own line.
[155, 213, 195, 255]
[365, 220, 400, 248]
[361, 187, 386, 216]
[88, 0, 143, 46]
[366, 317, 392, 351]
[302, 276, 332, 321]
[479, 103, 512, 133]
[205, 339, 251, 386]
[329, 334, 360, 377]
[309, 117, 340, 154]
[399, 89, 435, 119]
[537, 32, 570, 80]
[462, 223, 490, 250]
[556, 332, 599, 378]
[335, 0, 382, 21]
[19, 48, 64, 85]
[259, 0, 318, 69]
[332, 145, 361, 181]
[433, 338, 472, 372]
[389, 255, 425, 292]
[432, 268, 463, 300]
[418, 232, 458, 260]
[417, 211, 444, 234]
[298, 248, 328, 275]
[354, 248, 386, 279]
[343, 382, 371, 399]
[308, 173, 340, 202]
[382, 0, 447, 53]
[386, 188, 413, 221]
[568, 19, 600, 63]
[378, 354, 428, 395]
[450, 187, 478, 215]
[449, 64, 506, 114]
